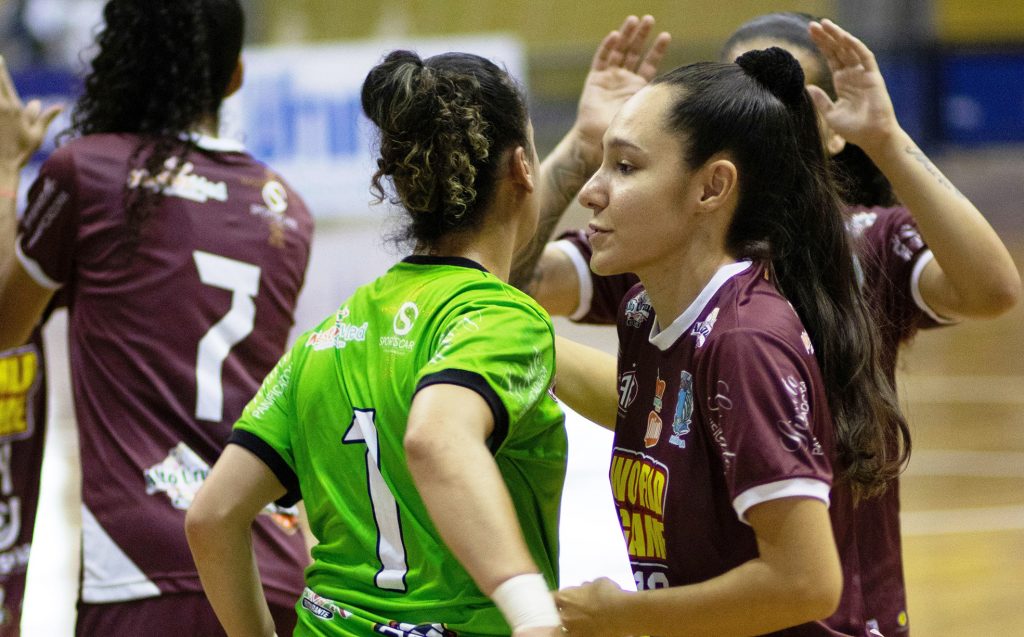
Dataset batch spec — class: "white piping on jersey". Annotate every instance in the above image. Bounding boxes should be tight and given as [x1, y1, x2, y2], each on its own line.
[14, 241, 61, 289]
[552, 239, 595, 322]
[181, 131, 247, 153]
[732, 477, 831, 525]
[648, 261, 752, 351]
[910, 249, 957, 324]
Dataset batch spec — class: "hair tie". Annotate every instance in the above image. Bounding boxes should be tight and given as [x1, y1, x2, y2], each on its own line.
[736, 47, 806, 106]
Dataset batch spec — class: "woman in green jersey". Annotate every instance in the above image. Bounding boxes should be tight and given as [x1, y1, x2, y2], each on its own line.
[186, 21, 669, 635]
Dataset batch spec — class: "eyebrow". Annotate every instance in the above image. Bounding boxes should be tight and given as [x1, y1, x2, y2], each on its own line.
[605, 136, 646, 154]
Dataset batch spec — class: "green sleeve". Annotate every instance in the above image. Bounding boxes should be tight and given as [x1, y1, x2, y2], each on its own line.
[415, 293, 555, 451]
[230, 343, 302, 506]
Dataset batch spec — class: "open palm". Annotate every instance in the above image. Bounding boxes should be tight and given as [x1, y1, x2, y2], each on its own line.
[807, 19, 899, 153]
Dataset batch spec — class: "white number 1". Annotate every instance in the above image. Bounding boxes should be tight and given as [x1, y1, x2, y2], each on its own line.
[344, 408, 408, 591]
[193, 251, 261, 422]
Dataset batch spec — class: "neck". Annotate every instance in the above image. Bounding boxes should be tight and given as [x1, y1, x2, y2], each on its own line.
[636, 239, 735, 327]
[415, 214, 518, 282]
[194, 112, 220, 137]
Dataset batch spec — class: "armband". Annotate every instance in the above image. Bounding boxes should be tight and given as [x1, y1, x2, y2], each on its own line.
[491, 573, 561, 630]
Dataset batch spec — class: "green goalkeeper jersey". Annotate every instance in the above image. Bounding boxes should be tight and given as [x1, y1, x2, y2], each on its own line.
[232, 255, 567, 636]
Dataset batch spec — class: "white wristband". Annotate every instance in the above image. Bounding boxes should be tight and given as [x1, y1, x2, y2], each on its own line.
[491, 573, 561, 630]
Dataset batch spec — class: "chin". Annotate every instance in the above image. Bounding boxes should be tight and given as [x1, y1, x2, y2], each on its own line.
[590, 253, 628, 278]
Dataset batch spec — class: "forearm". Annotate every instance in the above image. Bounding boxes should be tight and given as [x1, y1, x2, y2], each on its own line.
[610, 557, 837, 636]
[186, 515, 277, 637]
[0, 166, 19, 292]
[407, 434, 539, 594]
[510, 128, 597, 291]
[554, 336, 618, 429]
[866, 128, 1021, 315]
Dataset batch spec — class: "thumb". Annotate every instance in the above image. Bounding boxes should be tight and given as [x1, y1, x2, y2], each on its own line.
[805, 84, 834, 118]
[40, 103, 63, 129]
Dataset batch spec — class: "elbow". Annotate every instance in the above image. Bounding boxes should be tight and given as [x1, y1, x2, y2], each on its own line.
[789, 558, 843, 623]
[966, 275, 1022, 319]
[185, 492, 232, 549]
[403, 427, 445, 482]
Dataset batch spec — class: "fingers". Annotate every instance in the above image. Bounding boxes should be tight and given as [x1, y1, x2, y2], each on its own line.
[805, 84, 834, 116]
[0, 55, 23, 106]
[592, 15, 671, 76]
[39, 103, 63, 130]
[809, 19, 879, 74]
[637, 31, 671, 81]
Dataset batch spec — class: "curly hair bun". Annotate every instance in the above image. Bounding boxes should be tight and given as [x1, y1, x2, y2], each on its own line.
[736, 47, 806, 106]
[361, 49, 427, 130]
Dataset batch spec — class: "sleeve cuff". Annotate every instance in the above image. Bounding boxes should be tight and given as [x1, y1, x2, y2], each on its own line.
[552, 239, 593, 322]
[15, 240, 62, 290]
[910, 250, 957, 325]
[415, 369, 509, 453]
[228, 429, 302, 507]
[732, 477, 831, 525]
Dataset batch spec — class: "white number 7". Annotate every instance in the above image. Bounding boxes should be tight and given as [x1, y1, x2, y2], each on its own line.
[193, 251, 261, 422]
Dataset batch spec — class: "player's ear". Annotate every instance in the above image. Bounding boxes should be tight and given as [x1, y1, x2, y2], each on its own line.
[509, 146, 535, 193]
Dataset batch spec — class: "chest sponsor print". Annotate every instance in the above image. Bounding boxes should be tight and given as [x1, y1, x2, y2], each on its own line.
[610, 449, 669, 562]
[618, 370, 639, 415]
[669, 371, 694, 449]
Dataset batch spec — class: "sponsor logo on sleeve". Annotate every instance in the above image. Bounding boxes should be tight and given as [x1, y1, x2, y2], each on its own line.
[800, 331, 815, 355]
[690, 307, 719, 348]
[890, 223, 925, 262]
[705, 380, 736, 473]
[610, 449, 669, 563]
[846, 211, 878, 239]
[374, 621, 459, 637]
[0, 347, 40, 442]
[624, 292, 652, 328]
[668, 371, 694, 449]
[300, 587, 351, 621]
[776, 375, 824, 456]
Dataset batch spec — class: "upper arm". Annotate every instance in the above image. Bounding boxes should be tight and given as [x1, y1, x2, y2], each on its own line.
[0, 260, 55, 350]
[406, 383, 494, 452]
[746, 497, 841, 599]
[916, 256, 967, 321]
[529, 243, 581, 317]
[554, 335, 618, 429]
[190, 444, 288, 526]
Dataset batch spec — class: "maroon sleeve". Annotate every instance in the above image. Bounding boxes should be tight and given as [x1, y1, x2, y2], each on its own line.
[854, 206, 953, 341]
[700, 328, 833, 521]
[17, 147, 78, 289]
[553, 229, 639, 325]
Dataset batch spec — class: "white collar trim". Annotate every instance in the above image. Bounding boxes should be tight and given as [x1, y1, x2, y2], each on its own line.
[180, 132, 246, 153]
[649, 260, 751, 351]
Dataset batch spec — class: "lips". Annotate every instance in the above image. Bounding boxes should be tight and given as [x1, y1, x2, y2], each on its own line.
[587, 224, 610, 243]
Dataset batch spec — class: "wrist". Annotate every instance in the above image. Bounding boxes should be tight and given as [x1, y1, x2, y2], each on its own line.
[492, 573, 560, 630]
[857, 125, 909, 164]
[567, 124, 603, 173]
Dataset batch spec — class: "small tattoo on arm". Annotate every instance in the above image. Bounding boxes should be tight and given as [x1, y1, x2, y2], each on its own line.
[905, 145, 966, 199]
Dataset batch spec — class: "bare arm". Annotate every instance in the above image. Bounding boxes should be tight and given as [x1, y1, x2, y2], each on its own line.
[554, 335, 618, 429]
[186, 445, 284, 637]
[0, 55, 62, 348]
[556, 497, 841, 636]
[405, 384, 560, 636]
[510, 15, 669, 292]
[808, 19, 1021, 320]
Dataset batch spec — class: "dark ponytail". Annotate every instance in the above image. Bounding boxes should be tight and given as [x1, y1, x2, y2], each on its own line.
[654, 50, 909, 498]
[68, 0, 245, 255]
[361, 50, 529, 247]
[721, 11, 897, 208]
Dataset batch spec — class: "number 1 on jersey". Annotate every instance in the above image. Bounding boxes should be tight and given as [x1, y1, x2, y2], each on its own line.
[344, 408, 409, 592]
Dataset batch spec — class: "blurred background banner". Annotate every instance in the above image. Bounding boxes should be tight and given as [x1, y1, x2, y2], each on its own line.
[221, 35, 525, 217]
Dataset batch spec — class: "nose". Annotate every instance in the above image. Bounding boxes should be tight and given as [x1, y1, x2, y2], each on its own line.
[578, 171, 607, 213]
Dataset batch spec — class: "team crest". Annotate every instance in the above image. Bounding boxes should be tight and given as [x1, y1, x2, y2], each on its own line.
[668, 371, 694, 448]
[618, 370, 639, 413]
[624, 292, 652, 328]
[690, 307, 719, 348]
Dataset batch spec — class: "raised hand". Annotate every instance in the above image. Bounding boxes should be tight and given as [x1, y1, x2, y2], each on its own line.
[0, 55, 62, 170]
[806, 19, 899, 154]
[574, 15, 671, 161]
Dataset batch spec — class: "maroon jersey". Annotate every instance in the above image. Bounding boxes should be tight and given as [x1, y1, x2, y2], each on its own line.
[561, 207, 949, 636]
[15, 133, 314, 609]
[612, 261, 866, 636]
[0, 330, 47, 635]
